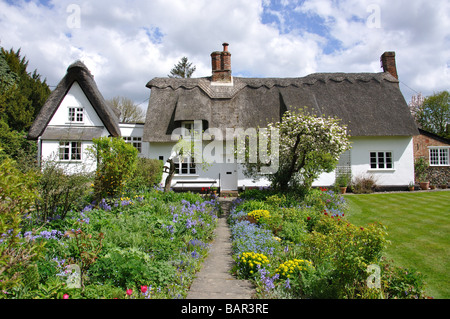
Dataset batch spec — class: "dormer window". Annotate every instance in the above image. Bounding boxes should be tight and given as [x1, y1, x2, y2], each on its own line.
[68, 107, 84, 123]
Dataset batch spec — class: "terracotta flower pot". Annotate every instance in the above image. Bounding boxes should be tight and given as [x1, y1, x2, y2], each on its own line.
[419, 182, 429, 190]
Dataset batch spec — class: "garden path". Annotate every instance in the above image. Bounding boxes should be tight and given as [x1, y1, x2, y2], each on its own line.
[186, 197, 255, 299]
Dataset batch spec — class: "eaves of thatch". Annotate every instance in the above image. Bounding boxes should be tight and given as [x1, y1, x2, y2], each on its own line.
[27, 61, 121, 140]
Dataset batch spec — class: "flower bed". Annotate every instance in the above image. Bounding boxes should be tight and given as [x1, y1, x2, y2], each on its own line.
[229, 188, 429, 299]
[1, 188, 219, 299]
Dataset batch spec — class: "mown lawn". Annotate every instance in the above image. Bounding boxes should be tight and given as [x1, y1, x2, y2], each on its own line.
[345, 191, 450, 299]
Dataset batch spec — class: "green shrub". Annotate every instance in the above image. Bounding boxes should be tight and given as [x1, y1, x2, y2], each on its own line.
[35, 160, 92, 222]
[300, 215, 388, 298]
[90, 137, 138, 200]
[89, 247, 176, 289]
[127, 158, 163, 191]
[0, 157, 44, 292]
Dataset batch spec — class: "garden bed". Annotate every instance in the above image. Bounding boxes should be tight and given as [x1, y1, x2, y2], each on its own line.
[228, 188, 431, 299]
[1, 188, 220, 299]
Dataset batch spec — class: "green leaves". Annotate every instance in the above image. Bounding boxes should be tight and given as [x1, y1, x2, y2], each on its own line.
[90, 137, 138, 200]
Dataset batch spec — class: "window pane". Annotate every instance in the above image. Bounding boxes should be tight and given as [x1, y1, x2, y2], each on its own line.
[68, 108, 75, 122]
[71, 142, 81, 160]
[378, 152, 385, 169]
[440, 149, 449, 165]
[76, 108, 83, 122]
[59, 142, 70, 160]
[386, 152, 392, 168]
[430, 149, 439, 165]
[370, 152, 377, 169]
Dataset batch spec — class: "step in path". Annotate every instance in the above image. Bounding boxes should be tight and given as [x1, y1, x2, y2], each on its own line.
[186, 197, 255, 299]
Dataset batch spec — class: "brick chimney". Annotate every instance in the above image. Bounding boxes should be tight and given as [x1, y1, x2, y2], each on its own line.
[211, 43, 232, 83]
[380, 51, 398, 79]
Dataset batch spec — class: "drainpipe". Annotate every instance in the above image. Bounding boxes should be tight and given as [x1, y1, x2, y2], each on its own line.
[37, 136, 42, 169]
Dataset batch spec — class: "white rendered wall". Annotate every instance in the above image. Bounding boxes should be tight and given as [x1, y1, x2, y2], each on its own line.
[148, 136, 415, 189]
[349, 136, 415, 186]
[119, 123, 149, 158]
[40, 140, 97, 174]
[47, 82, 104, 127]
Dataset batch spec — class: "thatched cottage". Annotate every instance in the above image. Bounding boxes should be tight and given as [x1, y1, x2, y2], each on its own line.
[28, 43, 419, 191]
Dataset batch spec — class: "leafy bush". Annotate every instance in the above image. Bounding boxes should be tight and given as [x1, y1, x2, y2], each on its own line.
[35, 160, 92, 222]
[0, 157, 44, 291]
[127, 158, 164, 191]
[90, 137, 138, 200]
[299, 215, 388, 297]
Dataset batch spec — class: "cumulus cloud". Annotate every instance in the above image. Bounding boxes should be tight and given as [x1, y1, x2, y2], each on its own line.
[0, 0, 448, 107]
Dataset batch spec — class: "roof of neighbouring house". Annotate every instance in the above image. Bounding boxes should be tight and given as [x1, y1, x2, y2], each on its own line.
[143, 72, 419, 142]
[27, 60, 121, 140]
[417, 128, 450, 145]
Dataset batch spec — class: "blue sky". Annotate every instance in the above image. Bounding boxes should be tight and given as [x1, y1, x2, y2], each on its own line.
[1, 0, 449, 109]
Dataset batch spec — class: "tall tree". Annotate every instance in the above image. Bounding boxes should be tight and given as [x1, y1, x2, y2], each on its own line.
[107, 96, 146, 123]
[0, 47, 51, 131]
[415, 91, 450, 138]
[168, 57, 196, 78]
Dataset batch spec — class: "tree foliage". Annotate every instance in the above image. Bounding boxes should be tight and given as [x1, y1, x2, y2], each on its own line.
[0, 47, 51, 131]
[168, 57, 196, 78]
[413, 91, 450, 138]
[107, 96, 146, 123]
[241, 109, 351, 192]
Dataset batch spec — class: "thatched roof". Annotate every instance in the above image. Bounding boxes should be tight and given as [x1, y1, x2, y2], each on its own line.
[143, 72, 419, 142]
[28, 61, 121, 140]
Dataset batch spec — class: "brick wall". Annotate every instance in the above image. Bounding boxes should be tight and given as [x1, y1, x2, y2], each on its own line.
[413, 134, 449, 162]
[413, 132, 450, 186]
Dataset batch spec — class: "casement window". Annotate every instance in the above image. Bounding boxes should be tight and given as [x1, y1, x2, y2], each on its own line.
[370, 151, 393, 169]
[59, 141, 82, 161]
[123, 136, 142, 153]
[174, 156, 196, 175]
[68, 107, 84, 123]
[429, 147, 449, 166]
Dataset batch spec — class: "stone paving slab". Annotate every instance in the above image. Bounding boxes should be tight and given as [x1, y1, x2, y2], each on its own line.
[186, 198, 255, 299]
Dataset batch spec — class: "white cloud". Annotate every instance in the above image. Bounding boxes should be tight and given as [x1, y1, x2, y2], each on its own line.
[0, 0, 448, 107]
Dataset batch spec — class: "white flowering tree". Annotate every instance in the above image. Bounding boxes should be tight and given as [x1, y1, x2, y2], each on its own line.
[242, 109, 351, 192]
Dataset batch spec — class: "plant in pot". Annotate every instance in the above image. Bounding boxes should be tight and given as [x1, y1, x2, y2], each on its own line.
[335, 172, 351, 194]
[408, 182, 415, 191]
[414, 157, 430, 190]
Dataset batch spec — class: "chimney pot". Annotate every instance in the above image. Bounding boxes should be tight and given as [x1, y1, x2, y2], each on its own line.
[211, 43, 232, 83]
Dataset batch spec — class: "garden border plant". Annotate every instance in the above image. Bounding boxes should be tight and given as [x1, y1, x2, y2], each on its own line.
[228, 187, 430, 299]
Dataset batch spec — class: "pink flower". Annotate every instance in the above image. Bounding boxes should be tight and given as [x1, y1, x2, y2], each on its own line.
[126, 289, 133, 296]
[141, 286, 148, 294]
[63, 294, 69, 299]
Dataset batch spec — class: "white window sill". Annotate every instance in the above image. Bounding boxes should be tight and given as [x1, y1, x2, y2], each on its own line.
[58, 161, 83, 163]
[367, 169, 395, 172]
[175, 174, 199, 177]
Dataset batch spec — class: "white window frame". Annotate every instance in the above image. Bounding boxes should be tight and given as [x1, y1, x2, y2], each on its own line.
[369, 151, 394, 170]
[59, 141, 82, 162]
[123, 136, 142, 154]
[174, 156, 197, 175]
[429, 147, 450, 166]
[68, 107, 84, 123]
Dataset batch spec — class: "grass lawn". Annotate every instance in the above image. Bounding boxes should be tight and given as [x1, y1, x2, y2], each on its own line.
[344, 190, 450, 299]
